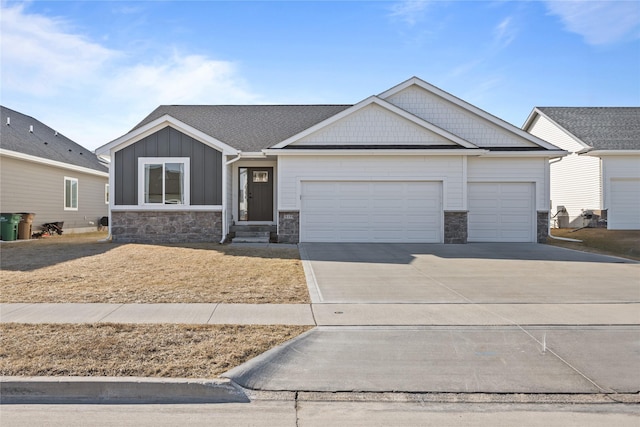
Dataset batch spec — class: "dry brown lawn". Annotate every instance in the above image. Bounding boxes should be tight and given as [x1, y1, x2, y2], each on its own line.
[547, 228, 640, 261]
[0, 232, 309, 303]
[0, 323, 311, 378]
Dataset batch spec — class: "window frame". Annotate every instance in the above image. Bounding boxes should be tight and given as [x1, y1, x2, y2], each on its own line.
[137, 157, 190, 206]
[64, 177, 79, 211]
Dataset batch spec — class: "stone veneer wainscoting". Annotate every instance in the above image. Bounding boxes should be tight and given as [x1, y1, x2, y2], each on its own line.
[111, 211, 222, 243]
[444, 211, 468, 244]
[537, 211, 549, 243]
[278, 211, 299, 243]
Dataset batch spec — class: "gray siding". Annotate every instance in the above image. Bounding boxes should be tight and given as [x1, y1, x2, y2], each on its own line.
[114, 127, 223, 205]
[0, 156, 108, 231]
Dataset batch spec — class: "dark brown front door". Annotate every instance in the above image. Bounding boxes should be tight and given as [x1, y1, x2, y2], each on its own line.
[239, 167, 273, 221]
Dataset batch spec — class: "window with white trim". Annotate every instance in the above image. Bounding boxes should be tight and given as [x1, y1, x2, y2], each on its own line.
[138, 158, 190, 205]
[64, 177, 78, 210]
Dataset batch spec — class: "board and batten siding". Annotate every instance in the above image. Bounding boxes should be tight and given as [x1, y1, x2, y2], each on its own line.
[0, 156, 108, 230]
[277, 155, 464, 211]
[384, 86, 538, 148]
[526, 114, 601, 223]
[467, 157, 549, 211]
[114, 126, 222, 206]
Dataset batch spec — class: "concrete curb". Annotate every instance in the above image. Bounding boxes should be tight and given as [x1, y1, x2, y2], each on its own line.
[0, 376, 249, 404]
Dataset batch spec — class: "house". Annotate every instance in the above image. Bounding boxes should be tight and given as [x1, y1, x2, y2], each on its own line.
[523, 107, 640, 230]
[95, 77, 566, 244]
[0, 106, 109, 234]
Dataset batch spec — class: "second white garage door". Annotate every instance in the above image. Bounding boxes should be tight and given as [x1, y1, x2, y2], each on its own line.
[608, 178, 640, 230]
[468, 182, 535, 242]
[300, 181, 442, 243]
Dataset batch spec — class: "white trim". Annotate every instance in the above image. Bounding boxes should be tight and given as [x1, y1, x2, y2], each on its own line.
[95, 115, 239, 158]
[584, 150, 640, 157]
[264, 148, 487, 156]
[481, 151, 567, 158]
[381, 77, 561, 151]
[270, 96, 479, 149]
[137, 157, 191, 206]
[111, 205, 222, 212]
[0, 148, 108, 177]
[63, 176, 79, 211]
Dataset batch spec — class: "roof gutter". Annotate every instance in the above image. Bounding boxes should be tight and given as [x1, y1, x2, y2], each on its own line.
[582, 149, 640, 157]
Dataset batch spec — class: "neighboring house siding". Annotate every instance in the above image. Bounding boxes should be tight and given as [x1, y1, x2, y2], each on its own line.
[384, 86, 537, 148]
[114, 127, 222, 205]
[527, 114, 601, 224]
[467, 157, 549, 211]
[0, 156, 108, 230]
[277, 155, 464, 211]
[293, 104, 455, 146]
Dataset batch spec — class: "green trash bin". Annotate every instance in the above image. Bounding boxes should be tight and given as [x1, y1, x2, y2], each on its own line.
[0, 213, 21, 241]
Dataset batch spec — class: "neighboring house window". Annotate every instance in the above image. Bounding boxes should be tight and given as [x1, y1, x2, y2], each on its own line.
[138, 158, 190, 205]
[105, 184, 110, 204]
[64, 177, 78, 210]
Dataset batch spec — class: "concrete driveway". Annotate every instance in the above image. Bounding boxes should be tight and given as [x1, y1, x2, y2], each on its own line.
[225, 243, 640, 395]
[299, 243, 639, 304]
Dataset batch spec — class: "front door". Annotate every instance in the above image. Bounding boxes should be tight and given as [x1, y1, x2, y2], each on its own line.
[239, 167, 273, 221]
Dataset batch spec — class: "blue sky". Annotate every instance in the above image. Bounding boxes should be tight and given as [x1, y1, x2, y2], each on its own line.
[1, 0, 639, 150]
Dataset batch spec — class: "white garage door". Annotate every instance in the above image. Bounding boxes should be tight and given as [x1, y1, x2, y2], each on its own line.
[608, 179, 640, 230]
[300, 181, 442, 243]
[468, 182, 535, 242]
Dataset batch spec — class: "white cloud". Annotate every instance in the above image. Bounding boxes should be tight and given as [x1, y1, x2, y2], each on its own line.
[493, 16, 516, 48]
[0, 3, 261, 150]
[544, 0, 640, 45]
[0, 3, 118, 96]
[389, 0, 430, 26]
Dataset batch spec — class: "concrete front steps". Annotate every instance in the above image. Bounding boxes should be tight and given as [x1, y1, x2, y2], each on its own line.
[230, 225, 276, 243]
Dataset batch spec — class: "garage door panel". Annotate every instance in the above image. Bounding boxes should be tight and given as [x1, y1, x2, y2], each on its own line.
[301, 181, 442, 243]
[608, 179, 640, 230]
[468, 182, 534, 242]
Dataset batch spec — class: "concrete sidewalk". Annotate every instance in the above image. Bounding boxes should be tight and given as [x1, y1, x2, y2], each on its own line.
[2, 302, 638, 326]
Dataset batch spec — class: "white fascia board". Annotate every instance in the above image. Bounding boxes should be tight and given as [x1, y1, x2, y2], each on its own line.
[380, 77, 561, 151]
[270, 96, 478, 149]
[524, 108, 592, 152]
[584, 150, 640, 157]
[263, 148, 487, 156]
[481, 150, 568, 158]
[0, 148, 109, 177]
[95, 114, 239, 158]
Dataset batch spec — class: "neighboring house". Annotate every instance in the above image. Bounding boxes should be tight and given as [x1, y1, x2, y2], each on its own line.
[0, 106, 109, 234]
[96, 77, 566, 244]
[523, 107, 640, 230]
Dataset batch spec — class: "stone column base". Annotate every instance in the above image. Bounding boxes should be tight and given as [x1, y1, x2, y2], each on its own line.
[278, 211, 299, 243]
[444, 211, 468, 244]
[537, 211, 549, 243]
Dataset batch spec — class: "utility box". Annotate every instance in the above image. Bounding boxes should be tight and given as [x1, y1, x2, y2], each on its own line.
[556, 206, 569, 229]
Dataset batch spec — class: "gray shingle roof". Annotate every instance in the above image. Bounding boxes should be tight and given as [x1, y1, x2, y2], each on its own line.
[0, 106, 108, 172]
[538, 107, 640, 151]
[132, 105, 353, 152]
